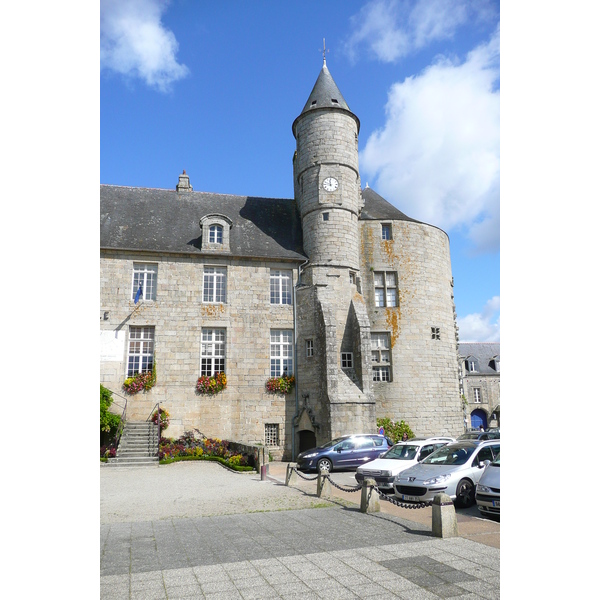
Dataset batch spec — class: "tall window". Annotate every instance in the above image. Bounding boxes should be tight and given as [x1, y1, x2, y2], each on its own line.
[265, 423, 279, 446]
[201, 329, 225, 376]
[371, 332, 391, 382]
[127, 326, 154, 377]
[270, 270, 292, 305]
[306, 339, 314, 358]
[270, 330, 293, 377]
[209, 224, 223, 244]
[473, 388, 482, 403]
[203, 267, 226, 303]
[381, 224, 392, 240]
[374, 272, 397, 307]
[132, 263, 157, 301]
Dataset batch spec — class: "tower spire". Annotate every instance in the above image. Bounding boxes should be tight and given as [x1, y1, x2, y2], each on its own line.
[321, 38, 329, 65]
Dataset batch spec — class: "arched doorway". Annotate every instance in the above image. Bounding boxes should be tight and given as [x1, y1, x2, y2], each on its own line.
[298, 430, 316, 453]
[470, 409, 488, 430]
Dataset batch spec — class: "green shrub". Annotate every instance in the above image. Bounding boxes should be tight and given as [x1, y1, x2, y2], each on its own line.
[100, 385, 121, 436]
[376, 417, 414, 443]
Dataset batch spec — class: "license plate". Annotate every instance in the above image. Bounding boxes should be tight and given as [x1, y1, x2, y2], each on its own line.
[401, 495, 419, 502]
[492, 500, 500, 507]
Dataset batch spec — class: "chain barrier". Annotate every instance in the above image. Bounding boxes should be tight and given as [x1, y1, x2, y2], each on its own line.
[372, 483, 433, 509]
[291, 467, 320, 481]
[324, 474, 362, 493]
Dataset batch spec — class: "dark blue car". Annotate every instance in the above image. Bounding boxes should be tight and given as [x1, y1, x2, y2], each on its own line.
[296, 434, 394, 473]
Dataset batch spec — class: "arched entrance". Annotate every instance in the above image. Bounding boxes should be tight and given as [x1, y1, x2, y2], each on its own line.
[298, 430, 316, 453]
[470, 409, 488, 430]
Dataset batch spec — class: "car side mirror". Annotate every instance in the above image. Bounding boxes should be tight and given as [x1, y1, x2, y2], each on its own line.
[479, 460, 491, 468]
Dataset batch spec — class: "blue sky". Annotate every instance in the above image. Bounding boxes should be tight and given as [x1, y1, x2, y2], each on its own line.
[100, 0, 500, 342]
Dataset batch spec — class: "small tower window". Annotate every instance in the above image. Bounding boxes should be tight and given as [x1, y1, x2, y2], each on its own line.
[431, 327, 441, 340]
[331, 98, 339, 104]
[323, 212, 329, 221]
[341, 353, 353, 369]
[381, 224, 392, 240]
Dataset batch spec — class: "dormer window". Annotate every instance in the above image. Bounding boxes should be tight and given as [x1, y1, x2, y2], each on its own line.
[200, 214, 232, 253]
[465, 359, 477, 373]
[209, 224, 223, 244]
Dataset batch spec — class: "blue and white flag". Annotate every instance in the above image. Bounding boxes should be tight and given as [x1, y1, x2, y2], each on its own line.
[134, 284, 143, 304]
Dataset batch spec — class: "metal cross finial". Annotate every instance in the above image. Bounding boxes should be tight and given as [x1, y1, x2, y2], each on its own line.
[321, 38, 329, 64]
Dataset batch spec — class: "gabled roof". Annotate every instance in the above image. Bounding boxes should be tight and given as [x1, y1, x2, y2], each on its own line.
[458, 342, 500, 374]
[100, 185, 306, 261]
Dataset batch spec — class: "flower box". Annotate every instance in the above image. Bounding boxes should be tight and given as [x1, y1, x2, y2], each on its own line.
[196, 372, 227, 394]
[266, 375, 295, 394]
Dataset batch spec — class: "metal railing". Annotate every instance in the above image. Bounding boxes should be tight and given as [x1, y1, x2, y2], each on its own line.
[147, 403, 161, 456]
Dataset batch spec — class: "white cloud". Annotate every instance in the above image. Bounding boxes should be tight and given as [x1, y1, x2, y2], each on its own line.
[457, 296, 500, 342]
[345, 0, 495, 63]
[101, 0, 189, 92]
[360, 31, 499, 253]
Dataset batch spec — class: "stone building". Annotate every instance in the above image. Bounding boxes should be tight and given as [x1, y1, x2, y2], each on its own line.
[100, 60, 464, 459]
[458, 342, 500, 430]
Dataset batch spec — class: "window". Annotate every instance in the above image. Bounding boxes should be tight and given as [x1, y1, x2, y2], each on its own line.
[270, 270, 292, 305]
[381, 224, 391, 240]
[201, 329, 225, 376]
[466, 360, 477, 372]
[265, 423, 279, 446]
[203, 267, 226, 303]
[341, 352, 353, 369]
[371, 332, 391, 382]
[306, 339, 314, 358]
[270, 330, 293, 377]
[374, 272, 397, 307]
[431, 327, 440, 340]
[127, 326, 154, 377]
[473, 388, 482, 403]
[132, 263, 157, 301]
[323, 212, 329, 221]
[349, 271, 356, 285]
[209, 224, 223, 244]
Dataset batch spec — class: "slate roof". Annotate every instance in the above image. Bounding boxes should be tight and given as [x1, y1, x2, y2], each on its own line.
[100, 184, 440, 259]
[458, 342, 500, 375]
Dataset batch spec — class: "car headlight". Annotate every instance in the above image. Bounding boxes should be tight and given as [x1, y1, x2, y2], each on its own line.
[303, 453, 319, 458]
[477, 484, 491, 493]
[380, 470, 392, 477]
[423, 474, 451, 486]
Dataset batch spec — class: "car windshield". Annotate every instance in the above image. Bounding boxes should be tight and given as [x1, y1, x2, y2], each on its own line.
[422, 445, 476, 465]
[317, 437, 346, 449]
[380, 445, 419, 460]
[458, 433, 480, 440]
[491, 453, 500, 466]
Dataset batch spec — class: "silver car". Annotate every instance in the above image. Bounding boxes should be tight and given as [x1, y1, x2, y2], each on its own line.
[394, 440, 500, 507]
[476, 452, 500, 517]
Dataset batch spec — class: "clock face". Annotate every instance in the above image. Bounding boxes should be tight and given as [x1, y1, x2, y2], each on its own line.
[323, 177, 339, 192]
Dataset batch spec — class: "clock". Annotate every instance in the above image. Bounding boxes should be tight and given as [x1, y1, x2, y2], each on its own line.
[322, 177, 339, 192]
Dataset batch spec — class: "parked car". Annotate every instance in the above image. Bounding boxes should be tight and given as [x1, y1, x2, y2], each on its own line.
[393, 440, 500, 507]
[457, 430, 500, 442]
[476, 452, 500, 518]
[296, 434, 393, 473]
[354, 437, 454, 491]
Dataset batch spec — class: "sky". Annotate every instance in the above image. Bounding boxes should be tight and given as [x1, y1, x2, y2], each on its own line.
[100, 0, 500, 343]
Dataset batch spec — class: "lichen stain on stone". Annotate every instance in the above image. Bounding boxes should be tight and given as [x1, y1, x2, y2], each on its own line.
[200, 304, 225, 318]
[385, 307, 401, 348]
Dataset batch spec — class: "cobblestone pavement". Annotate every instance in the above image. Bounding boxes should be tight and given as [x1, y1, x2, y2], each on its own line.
[101, 462, 499, 599]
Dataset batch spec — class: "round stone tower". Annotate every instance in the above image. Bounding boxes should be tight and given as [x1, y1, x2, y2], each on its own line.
[292, 60, 363, 277]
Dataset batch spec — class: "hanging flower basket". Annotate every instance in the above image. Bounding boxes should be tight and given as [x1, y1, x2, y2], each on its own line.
[266, 375, 295, 394]
[196, 372, 227, 394]
[151, 407, 170, 431]
[123, 369, 156, 394]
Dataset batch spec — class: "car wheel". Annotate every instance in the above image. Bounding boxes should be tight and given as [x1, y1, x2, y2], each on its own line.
[317, 458, 332, 474]
[455, 478, 475, 508]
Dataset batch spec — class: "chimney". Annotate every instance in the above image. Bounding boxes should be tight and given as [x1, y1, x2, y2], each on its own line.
[176, 169, 193, 192]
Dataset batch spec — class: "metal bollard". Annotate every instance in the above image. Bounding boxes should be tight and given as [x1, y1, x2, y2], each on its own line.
[432, 493, 458, 538]
[360, 478, 380, 513]
[260, 464, 267, 481]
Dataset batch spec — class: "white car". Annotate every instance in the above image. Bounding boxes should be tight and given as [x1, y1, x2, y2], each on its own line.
[354, 437, 454, 491]
[394, 440, 500, 507]
[476, 452, 500, 517]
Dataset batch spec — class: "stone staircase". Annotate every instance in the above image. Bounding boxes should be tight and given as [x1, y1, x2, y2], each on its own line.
[106, 421, 159, 467]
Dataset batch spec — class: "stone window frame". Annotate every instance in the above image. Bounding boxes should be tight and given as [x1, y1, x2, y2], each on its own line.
[270, 269, 293, 305]
[202, 266, 227, 304]
[374, 271, 398, 308]
[131, 262, 158, 302]
[341, 352, 353, 369]
[265, 423, 280, 447]
[381, 223, 392, 240]
[306, 339, 314, 358]
[200, 214, 233, 253]
[270, 329, 294, 377]
[473, 387, 482, 403]
[201, 328, 226, 377]
[371, 332, 392, 382]
[127, 325, 155, 378]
